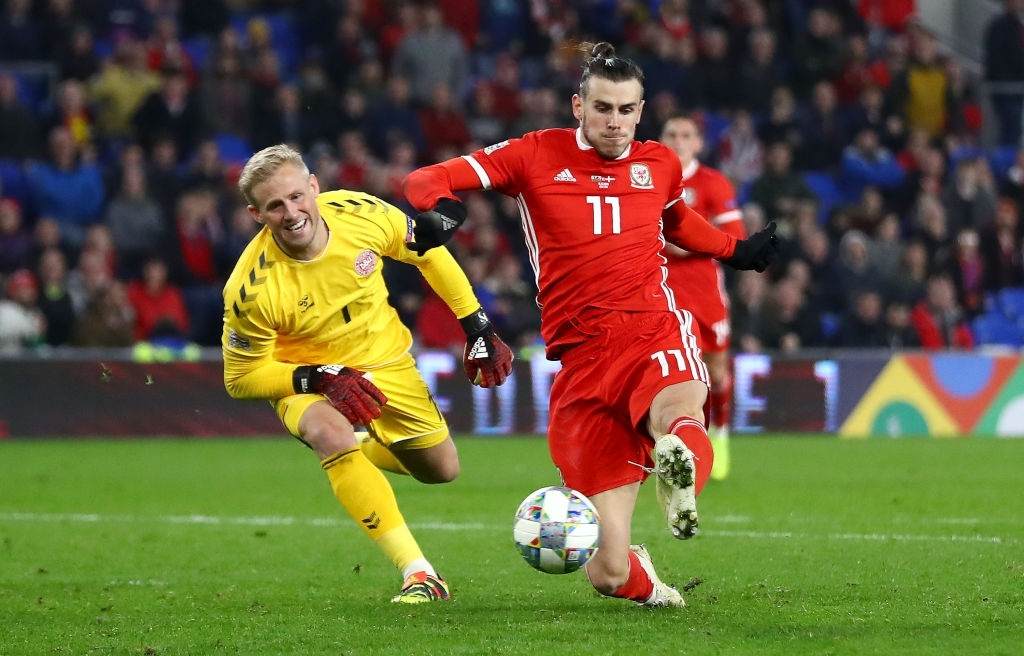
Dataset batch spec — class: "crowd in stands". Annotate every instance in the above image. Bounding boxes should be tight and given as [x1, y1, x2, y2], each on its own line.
[1, 0, 1024, 355]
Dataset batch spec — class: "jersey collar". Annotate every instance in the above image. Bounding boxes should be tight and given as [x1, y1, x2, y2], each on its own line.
[575, 127, 632, 160]
[681, 159, 700, 181]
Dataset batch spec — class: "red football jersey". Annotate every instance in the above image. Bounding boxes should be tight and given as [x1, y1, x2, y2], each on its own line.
[664, 160, 746, 310]
[405, 128, 737, 357]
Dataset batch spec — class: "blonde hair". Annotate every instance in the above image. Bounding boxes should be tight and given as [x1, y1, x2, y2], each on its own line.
[238, 143, 309, 206]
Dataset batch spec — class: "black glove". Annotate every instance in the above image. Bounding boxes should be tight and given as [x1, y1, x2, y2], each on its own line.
[406, 198, 467, 256]
[459, 308, 514, 388]
[293, 365, 388, 426]
[723, 221, 779, 272]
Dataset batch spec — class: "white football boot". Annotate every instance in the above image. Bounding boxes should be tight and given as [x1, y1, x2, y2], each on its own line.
[653, 434, 699, 539]
[630, 544, 685, 607]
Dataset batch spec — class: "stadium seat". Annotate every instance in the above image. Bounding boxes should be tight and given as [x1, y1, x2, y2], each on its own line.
[988, 145, 1019, 180]
[182, 36, 211, 69]
[214, 133, 253, 166]
[802, 171, 840, 223]
[971, 313, 1024, 347]
[997, 287, 1024, 319]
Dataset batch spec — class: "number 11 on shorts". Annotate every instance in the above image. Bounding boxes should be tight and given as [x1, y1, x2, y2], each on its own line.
[651, 349, 687, 377]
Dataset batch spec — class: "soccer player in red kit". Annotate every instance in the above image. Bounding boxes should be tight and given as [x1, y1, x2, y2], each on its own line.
[404, 43, 778, 607]
[660, 116, 746, 481]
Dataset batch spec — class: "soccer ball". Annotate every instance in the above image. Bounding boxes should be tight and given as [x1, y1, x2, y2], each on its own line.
[512, 486, 600, 574]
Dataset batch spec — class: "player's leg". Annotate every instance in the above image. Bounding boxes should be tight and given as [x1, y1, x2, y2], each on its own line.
[277, 395, 448, 603]
[583, 482, 684, 607]
[367, 356, 460, 484]
[702, 348, 732, 480]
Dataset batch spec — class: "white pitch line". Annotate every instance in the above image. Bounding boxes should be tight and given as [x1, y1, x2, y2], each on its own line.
[0, 512, 1017, 545]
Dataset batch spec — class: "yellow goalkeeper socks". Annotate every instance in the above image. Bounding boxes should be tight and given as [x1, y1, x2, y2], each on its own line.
[321, 448, 425, 574]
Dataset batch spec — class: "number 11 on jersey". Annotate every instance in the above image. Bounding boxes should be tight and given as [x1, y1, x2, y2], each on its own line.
[587, 196, 620, 235]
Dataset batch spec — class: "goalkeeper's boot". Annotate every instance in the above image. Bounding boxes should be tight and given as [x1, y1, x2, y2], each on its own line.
[390, 571, 450, 604]
[709, 425, 731, 481]
[653, 434, 699, 539]
[630, 544, 685, 608]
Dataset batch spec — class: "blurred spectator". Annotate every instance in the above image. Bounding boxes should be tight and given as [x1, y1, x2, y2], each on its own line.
[882, 301, 921, 348]
[105, 165, 165, 277]
[757, 279, 823, 352]
[58, 24, 101, 82]
[871, 213, 904, 282]
[983, 0, 1024, 146]
[183, 140, 228, 194]
[732, 267, 770, 353]
[1003, 148, 1024, 207]
[170, 191, 222, 285]
[0, 72, 41, 159]
[36, 247, 75, 346]
[199, 47, 253, 139]
[145, 15, 196, 84]
[886, 239, 930, 305]
[951, 228, 985, 316]
[758, 86, 801, 147]
[836, 230, 883, 309]
[67, 245, 113, 314]
[133, 71, 203, 156]
[336, 131, 379, 191]
[0, 198, 32, 274]
[798, 81, 848, 170]
[910, 274, 974, 349]
[419, 84, 472, 161]
[837, 290, 888, 347]
[892, 29, 950, 138]
[835, 33, 874, 105]
[749, 141, 813, 223]
[49, 79, 94, 149]
[322, 12, 380, 92]
[393, 3, 469, 103]
[793, 7, 844, 95]
[71, 282, 134, 347]
[127, 258, 189, 342]
[478, 52, 522, 123]
[0, 0, 39, 60]
[368, 76, 426, 158]
[980, 197, 1024, 291]
[25, 127, 105, 249]
[737, 28, 783, 115]
[941, 157, 996, 234]
[0, 269, 45, 352]
[839, 128, 905, 203]
[717, 110, 763, 186]
[467, 84, 506, 146]
[912, 196, 953, 271]
[484, 255, 540, 347]
[698, 27, 735, 111]
[89, 37, 162, 141]
[148, 137, 186, 218]
[252, 84, 309, 149]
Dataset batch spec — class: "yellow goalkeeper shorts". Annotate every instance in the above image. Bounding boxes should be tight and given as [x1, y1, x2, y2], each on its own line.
[273, 353, 448, 450]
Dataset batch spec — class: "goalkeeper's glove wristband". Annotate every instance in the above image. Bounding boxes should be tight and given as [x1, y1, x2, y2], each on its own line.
[293, 365, 388, 426]
[407, 198, 467, 255]
[723, 220, 779, 272]
[459, 308, 514, 388]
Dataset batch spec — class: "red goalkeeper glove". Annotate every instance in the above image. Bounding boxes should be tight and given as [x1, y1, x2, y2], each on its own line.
[293, 365, 388, 426]
[459, 308, 514, 388]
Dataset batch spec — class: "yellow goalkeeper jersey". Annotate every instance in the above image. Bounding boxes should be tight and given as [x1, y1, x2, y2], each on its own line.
[222, 188, 479, 401]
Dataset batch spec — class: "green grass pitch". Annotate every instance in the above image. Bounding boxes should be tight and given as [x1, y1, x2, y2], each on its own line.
[1, 436, 1022, 655]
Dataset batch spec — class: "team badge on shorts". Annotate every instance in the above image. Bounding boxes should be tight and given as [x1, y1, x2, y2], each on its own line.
[630, 163, 654, 189]
[354, 249, 378, 276]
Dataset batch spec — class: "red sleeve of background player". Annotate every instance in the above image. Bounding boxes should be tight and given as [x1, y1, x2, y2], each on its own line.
[706, 171, 747, 240]
[663, 200, 738, 259]
[403, 134, 536, 211]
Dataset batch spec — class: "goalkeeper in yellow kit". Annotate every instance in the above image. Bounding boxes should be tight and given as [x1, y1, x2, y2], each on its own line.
[222, 144, 513, 603]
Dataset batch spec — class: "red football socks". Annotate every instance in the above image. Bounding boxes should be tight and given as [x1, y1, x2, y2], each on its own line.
[709, 375, 732, 430]
[668, 416, 714, 494]
[608, 550, 654, 602]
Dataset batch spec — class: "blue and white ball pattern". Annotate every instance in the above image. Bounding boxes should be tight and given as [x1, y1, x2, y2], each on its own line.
[513, 486, 600, 574]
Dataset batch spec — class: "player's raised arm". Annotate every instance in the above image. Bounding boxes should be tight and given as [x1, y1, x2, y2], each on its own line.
[662, 200, 779, 273]
[403, 135, 536, 254]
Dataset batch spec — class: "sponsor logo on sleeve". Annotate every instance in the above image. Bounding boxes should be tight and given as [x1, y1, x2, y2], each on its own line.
[227, 329, 252, 351]
[682, 187, 696, 205]
[484, 140, 510, 155]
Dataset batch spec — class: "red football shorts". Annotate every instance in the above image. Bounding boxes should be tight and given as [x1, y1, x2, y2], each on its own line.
[547, 309, 710, 498]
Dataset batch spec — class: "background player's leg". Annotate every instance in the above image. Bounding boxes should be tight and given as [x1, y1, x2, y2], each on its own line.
[703, 349, 732, 480]
[391, 435, 460, 484]
[298, 402, 439, 588]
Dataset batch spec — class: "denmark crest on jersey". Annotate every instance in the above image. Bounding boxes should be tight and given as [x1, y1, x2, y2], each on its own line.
[354, 249, 378, 276]
[630, 163, 654, 189]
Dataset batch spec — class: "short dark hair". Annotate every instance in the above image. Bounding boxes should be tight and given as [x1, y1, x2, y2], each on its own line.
[577, 42, 644, 97]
